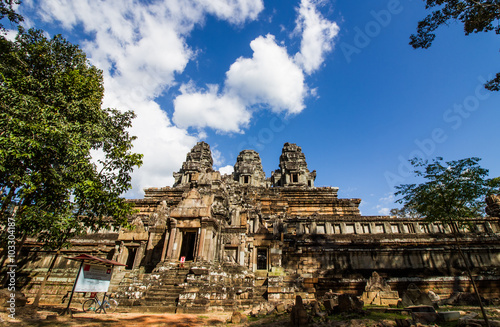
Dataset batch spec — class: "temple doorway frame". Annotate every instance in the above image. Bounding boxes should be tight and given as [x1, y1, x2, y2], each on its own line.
[179, 230, 197, 262]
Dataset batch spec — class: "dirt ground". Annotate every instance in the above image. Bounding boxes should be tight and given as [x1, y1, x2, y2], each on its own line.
[0, 305, 235, 327]
[2, 304, 499, 327]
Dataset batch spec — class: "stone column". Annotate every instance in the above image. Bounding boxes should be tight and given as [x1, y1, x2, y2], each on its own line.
[166, 223, 178, 259]
[325, 222, 333, 234]
[133, 241, 147, 269]
[196, 225, 206, 261]
[239, 240, 245, 266]
[142, 232, 155, 266]
[160, 228, 171, 262]
[115, 241, 125, 264]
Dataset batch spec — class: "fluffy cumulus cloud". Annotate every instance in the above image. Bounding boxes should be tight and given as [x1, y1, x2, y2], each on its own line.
[218, 165, 234, 176]
[294, 0, 339, 74]
[173, 84, 251, 133]
[25, 0, 264, 196]
[173, 34, 307, 134]
[199, 0, 264, 24]
[23, 0, 338, 196]
[225, 35, 306, 114]
[173, 0, 339, 133]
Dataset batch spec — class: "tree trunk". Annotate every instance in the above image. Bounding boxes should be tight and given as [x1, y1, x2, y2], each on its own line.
[32, 249, 61, 308]
[451, 222, 490, 327]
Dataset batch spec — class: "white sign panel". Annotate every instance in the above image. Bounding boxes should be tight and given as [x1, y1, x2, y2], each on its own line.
[74, 264, 113, 292]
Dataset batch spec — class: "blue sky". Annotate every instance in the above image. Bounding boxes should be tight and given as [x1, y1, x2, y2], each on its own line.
[8, 0, 500, 215]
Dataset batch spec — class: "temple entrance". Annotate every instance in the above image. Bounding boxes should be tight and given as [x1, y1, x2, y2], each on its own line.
[179, 231, 197, 261]
[125, 247, 137, 270]
[257, 248, 268, 270]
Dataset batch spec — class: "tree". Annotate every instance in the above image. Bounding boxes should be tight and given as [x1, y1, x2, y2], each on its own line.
[0, 0, 23, 31]
[395, 157, 500, 326]
[0, 28, 143, 305]
[410, 0, 500, 91]
[390, 205, 421, 218]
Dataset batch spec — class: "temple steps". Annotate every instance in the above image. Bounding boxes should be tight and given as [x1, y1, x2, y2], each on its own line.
[140, 266, 190, 307]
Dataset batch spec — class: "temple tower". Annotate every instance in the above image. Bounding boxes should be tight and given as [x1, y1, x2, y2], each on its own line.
[173, 142, 214, 187]
[271, 142, 316, 187]
[233, 150, 266, 187]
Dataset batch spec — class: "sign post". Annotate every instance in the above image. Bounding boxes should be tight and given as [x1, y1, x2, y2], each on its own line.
[61, 261, 84, 316]
[60, 254, 125, 316]
[75, 264, 114, 292]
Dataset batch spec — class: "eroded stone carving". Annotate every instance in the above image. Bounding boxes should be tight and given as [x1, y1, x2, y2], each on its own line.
[361, 272, 399, 306]
[271, 142, 316, 187]
[233, 149, 266, 187]
[486, 194, 500, 217]
[173, 141, 214, 187]
[15, 141, 500, 309]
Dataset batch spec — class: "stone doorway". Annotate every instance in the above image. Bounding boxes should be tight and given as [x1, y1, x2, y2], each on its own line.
[179, 231, 197, 261]
[257, 248, 268, 270]
[125, 246, 137, 270]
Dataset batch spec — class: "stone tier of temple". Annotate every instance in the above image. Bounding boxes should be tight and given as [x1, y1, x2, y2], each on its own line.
[12, 141, 500, 311]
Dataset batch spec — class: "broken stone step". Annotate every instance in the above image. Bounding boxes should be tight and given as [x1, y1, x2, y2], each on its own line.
[142, 298, 178, 303]
[144, 292, 180, 298]
[147, 289, 183, 295]
[144, 295, 180, 302]
[158, 278, 186, 284]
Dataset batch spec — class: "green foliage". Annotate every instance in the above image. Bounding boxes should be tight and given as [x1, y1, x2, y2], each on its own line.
[0, 28, 143, 249]
[390, 205, 421, 218]
[410, 0, 500, 91]
[395, 157, 500, 228]
[0, 0, 23, 31]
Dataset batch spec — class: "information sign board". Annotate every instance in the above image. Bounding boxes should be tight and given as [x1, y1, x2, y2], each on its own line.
[74, 264, 113, 292]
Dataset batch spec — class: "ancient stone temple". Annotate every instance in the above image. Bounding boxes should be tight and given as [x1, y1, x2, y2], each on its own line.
[14, 142, 500, 312]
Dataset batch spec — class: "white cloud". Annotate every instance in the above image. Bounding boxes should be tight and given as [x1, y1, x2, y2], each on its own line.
[104, 87, 198, 197]
[27, 0, 263, 196]
[226, 34, 306, 114]
[173, 84, 251, 133]
[23, 0, 339, 195]
[375, 193, 395, 216]
[172, 34, 307, 133]
[376, 206, 391, 216]
[379, 193, 395, 204]
[211, 148, 224, 168]
[294, 0, 339, 74]
[199, 0, 264, 24]
[3, 29, 18, 42]
[172, 0, 340, 133]
[218, 165, 234, 176]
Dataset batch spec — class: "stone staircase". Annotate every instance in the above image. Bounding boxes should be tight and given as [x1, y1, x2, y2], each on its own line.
[113, 261, 271, 313]
[141, 265, 191, 312]
[111, 262, 192, 312]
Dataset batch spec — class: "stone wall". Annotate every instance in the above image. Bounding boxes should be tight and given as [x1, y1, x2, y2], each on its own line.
[10, 142, 500, 311]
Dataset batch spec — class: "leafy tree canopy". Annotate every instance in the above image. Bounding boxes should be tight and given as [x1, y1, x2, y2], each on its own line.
[395, 157, 500, 228]
[0, 28, 143, 249]
[390, 206, 421, 218]
[410, 0, 500, 91]
[0, 0, 22, 31]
